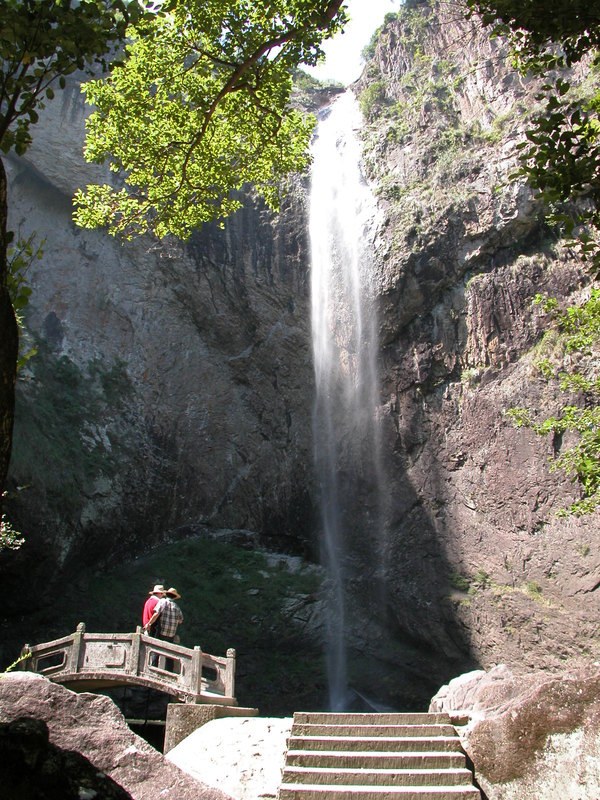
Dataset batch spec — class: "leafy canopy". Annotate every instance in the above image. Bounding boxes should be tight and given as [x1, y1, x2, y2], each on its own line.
[467, 0, 600, 64]
[0, 0, 140, 156]
[74, 0, 347, 239]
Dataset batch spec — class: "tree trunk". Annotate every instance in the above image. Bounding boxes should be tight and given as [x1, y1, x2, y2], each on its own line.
[0, 156, 18, 520]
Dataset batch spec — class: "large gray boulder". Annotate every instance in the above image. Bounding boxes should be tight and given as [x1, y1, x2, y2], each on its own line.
[167, 716, 293, 800]
[430, 663, 600, 799]
[0, 715, 132, 799]
[0, 672, 233, 800]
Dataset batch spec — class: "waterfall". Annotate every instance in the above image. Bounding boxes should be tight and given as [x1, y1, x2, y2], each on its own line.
[309, 91, 383, 710]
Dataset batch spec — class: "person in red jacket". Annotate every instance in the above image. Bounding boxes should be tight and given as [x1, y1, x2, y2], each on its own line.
[142, 584, 165, 637]
[144, 587, 183, 642]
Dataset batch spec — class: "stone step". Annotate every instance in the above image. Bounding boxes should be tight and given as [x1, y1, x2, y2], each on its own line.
[287, 736, 463, 753]
[293, 713, 452, 726]
[282, 767, 474, 787]
[278, 713, 481, 800]
[285, 751, 467, 771]
[278, 784, 481, 800]
[291, 724, 457, 739]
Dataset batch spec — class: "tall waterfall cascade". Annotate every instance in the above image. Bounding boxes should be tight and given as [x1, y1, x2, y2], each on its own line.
[309, 91, 385, 710]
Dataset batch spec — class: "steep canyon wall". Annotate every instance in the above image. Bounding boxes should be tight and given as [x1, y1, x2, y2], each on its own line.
[3, 77, 317, 578]
[353, 0, 599, 700]
[1, 0, 598, 710]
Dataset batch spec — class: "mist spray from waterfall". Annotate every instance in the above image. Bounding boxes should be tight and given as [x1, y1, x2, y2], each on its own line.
[310, 91, 384, 710]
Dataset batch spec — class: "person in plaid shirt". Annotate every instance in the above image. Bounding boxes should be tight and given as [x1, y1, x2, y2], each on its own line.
[144, 587, 183, 642]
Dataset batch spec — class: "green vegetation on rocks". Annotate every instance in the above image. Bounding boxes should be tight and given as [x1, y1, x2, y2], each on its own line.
[10, 345, 132, 515]
[509, 291, 600, 515]
[16, 533, 326, 714]
[356, 0, 504, 237]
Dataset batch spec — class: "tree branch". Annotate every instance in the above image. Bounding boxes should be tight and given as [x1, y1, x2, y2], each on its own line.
[176, 0, 343, 190]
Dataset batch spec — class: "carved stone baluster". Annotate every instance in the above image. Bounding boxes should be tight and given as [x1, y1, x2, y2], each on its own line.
[225, 648, 236, 699]
[69, 623, 85, 674]
[191, 646, 202, 701]
[130, 629, 141, 675]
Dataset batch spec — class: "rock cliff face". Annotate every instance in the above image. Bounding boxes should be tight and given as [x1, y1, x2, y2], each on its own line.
[3, 74, 317, 587]
[342, 0, 599, 703]
[2, 0, 599, 711]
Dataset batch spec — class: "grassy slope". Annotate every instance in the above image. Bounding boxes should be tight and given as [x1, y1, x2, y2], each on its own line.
[14, 534, 327, 715]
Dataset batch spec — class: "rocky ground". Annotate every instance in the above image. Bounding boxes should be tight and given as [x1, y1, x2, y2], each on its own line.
[3, 667, 600, 800]
[0, 673, 233, 800]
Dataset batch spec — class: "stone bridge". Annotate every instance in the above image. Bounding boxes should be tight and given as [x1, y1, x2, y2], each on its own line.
[20, 622, 237, 705]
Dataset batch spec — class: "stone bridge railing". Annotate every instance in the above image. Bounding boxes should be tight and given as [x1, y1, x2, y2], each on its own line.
[21, 623, 236, 705]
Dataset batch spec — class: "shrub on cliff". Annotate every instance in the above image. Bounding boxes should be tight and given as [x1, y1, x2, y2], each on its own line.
[467, 0, 600, 513]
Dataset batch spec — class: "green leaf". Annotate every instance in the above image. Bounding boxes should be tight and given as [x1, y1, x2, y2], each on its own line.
[74, 0, 345, 238]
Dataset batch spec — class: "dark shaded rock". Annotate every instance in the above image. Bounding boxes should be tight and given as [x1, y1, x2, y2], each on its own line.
[0, 716, 132, 799]
[0, 673, 233, 800]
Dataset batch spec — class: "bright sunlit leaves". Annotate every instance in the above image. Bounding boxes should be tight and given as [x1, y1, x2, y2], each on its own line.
[73, 0, 347, 238]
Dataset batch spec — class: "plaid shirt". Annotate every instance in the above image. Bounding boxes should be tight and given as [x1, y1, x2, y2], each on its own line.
[154, 597, 183, 638]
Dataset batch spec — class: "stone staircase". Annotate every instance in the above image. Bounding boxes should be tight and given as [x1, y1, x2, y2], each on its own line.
[278, 712, 481, 800]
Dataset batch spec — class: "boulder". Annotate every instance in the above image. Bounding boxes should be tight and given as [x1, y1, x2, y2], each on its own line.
[430, 663, 600, 799]
[167, 716, 292, 800]
[0, 672, 233, 800]
[0, 716, 132, 800]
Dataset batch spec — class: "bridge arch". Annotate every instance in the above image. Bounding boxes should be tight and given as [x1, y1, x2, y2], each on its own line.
[21, 623, 237, 705]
